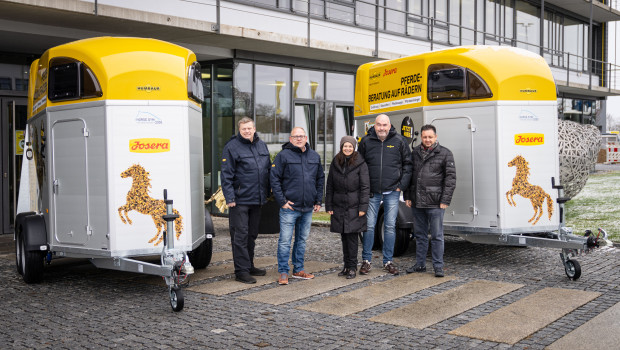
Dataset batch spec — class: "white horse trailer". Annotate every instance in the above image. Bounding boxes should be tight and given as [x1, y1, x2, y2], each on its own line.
[15, 37, 214, 311]
[354, 46, 605, 280]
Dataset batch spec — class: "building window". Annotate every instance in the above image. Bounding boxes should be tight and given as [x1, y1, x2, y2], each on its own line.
[0, 77, 11, 90]
[293, 69, 325, 99]
[326, 72, 354, 101]
[515, 0, 540, 55]
[15, 78, 28, 91]
[255, 64, 291, 153]
[233, 63, 253, 128]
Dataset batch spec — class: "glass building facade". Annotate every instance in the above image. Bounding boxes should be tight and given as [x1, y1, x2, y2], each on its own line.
[200, 59, 355, 214]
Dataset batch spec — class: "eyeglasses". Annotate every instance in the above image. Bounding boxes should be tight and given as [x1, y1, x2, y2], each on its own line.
[290, 135, 306, 139]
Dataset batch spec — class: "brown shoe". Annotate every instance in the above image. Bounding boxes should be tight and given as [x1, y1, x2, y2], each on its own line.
[359, 260, 371, 275]
[292, 271, 315, 279]
[384, 261, 399, 275]
[278, 273, 289, 285]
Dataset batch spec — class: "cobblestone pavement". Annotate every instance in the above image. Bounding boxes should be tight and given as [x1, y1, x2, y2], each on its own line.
[0, 217, 618, 349]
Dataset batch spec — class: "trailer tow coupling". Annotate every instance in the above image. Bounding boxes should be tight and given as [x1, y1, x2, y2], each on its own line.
[559, 227, 608, 281]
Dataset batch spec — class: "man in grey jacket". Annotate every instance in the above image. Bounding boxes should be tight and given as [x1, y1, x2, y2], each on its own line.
[405, 124, 456, 277]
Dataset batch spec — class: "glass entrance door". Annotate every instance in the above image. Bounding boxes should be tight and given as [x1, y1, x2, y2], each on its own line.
[294, 103, 317, 150]
[1, 98, 28, 234]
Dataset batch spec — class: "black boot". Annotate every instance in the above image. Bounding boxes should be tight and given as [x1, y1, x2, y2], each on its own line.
[249, 267, 266, 276]
[346, 268, 356, 279]
[338, 267, 349, 276]
[235, 273, 257, 284]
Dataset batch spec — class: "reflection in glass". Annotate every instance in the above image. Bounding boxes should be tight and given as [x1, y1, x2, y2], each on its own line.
[234, 63, 253, 128]
[293, 69, 324, 99]
[326, 72, 354, 102]
[255, 65, 291, 155]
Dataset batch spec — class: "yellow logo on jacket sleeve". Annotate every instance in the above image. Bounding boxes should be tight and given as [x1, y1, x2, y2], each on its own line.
[514, 133, 544, 146]
[387, 145, 395, 148]
[222, 158, 227, 162]
[129, 138, 170, 153]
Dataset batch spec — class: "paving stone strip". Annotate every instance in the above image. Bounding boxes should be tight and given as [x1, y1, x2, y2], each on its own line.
[546, 300, 620, 350]
[188, 260, 337, 295]
[369, 280, 523, 329]
[449, 287, 601, 344]
[239, 268, 387, 305]
[297, 272, 455, 316]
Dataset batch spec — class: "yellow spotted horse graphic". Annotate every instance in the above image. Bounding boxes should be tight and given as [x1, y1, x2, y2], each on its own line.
[118, 164, 183, 245]
[506, 155, 553, 225]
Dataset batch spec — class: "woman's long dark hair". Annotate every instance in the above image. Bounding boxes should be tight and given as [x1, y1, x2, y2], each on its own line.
[335, 150, 358, 166]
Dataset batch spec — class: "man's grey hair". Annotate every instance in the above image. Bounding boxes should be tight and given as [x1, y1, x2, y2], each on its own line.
[238, 117, 254, 128]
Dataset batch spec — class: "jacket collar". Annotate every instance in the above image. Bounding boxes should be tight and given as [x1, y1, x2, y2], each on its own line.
[282, 141, 309, 153]
[236, 132, 259, 144]
[367, 125, 396, 141]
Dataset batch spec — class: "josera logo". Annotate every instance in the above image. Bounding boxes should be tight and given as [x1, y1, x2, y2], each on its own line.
[129, 138, 170, 153]
[514, 133, 544, 146]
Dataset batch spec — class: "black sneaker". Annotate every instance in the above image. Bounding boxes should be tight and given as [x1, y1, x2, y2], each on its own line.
[249, 267, 266, 276]
[434, 267, 444, 278]
[236, 273, 257, 284]
[406, 264, 427, 274]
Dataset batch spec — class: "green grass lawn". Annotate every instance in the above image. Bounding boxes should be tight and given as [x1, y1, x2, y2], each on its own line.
[565, 170, 620, 242]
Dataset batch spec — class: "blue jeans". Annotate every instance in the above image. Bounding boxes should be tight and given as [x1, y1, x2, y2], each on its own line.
[362, 191, 400, 264]
[412, 207, 445, 269]
[277, 208, 313, 274]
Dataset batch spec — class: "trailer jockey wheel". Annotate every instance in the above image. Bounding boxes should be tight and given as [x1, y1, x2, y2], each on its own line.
[169, 287, 184, 312]
[564, 259, 581, 281]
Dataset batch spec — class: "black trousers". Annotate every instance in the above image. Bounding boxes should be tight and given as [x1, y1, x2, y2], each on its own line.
[341, 232, 359, 270]
[229, 204, 261, 275]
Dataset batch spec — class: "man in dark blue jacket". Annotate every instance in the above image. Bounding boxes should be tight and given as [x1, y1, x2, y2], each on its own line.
[358, 114, 412, 275]
[221, 117, 271, 284]
[270, 127, 324, 285]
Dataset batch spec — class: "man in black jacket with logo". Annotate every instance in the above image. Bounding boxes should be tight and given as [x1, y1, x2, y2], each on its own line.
[221, 117, 271, 284]
[405, 124, 456, 277]
[358, 114, 412, 275]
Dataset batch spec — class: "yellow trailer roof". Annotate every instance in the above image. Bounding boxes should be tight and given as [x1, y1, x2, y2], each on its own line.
[28, 37, 198, 118]
[355, 46, 557, 116]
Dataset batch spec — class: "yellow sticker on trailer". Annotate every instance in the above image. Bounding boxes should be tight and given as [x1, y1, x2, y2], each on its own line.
[129, 138, 171, 153]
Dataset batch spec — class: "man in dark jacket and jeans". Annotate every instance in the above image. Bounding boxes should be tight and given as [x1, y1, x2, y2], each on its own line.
[405, 124, 456, 277]
[271, 127, 324, 285]
[221, 117, 271, 284]
[358, 114, 412, 275]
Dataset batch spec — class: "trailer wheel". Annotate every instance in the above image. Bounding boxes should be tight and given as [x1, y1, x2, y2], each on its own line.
[170, 287, 184, 312]
[18, 228, 45, 284]
[372, 210, 410, 257]
[15, 226, 23, 275]
[188, 237, 212, 269]
[564, 259, 581, 281]
[393, 228, 410, 257]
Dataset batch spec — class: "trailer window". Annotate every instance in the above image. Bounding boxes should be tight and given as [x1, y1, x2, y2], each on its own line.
[428, 65, 466, 100]
[49, 57, 102, 102]
[188, 61, 204, 103]
[428, 64, 493, 101]
[467, 70, 492, 99]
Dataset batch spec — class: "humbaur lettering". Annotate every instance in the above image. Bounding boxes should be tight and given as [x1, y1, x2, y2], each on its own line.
[129, 138, 171, 153]
[514, 133, 544, 146]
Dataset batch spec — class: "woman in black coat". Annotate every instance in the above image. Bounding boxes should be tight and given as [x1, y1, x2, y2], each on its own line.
[325, 136, 370, 279]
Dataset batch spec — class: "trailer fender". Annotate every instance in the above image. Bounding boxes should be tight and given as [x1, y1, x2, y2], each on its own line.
[205, 207, 215, 238]
[14, 212, 36, 240]
[21, 214, 48, 251]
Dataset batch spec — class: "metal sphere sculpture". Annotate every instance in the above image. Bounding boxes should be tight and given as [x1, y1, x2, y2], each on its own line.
[558, 120, 601, 198]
